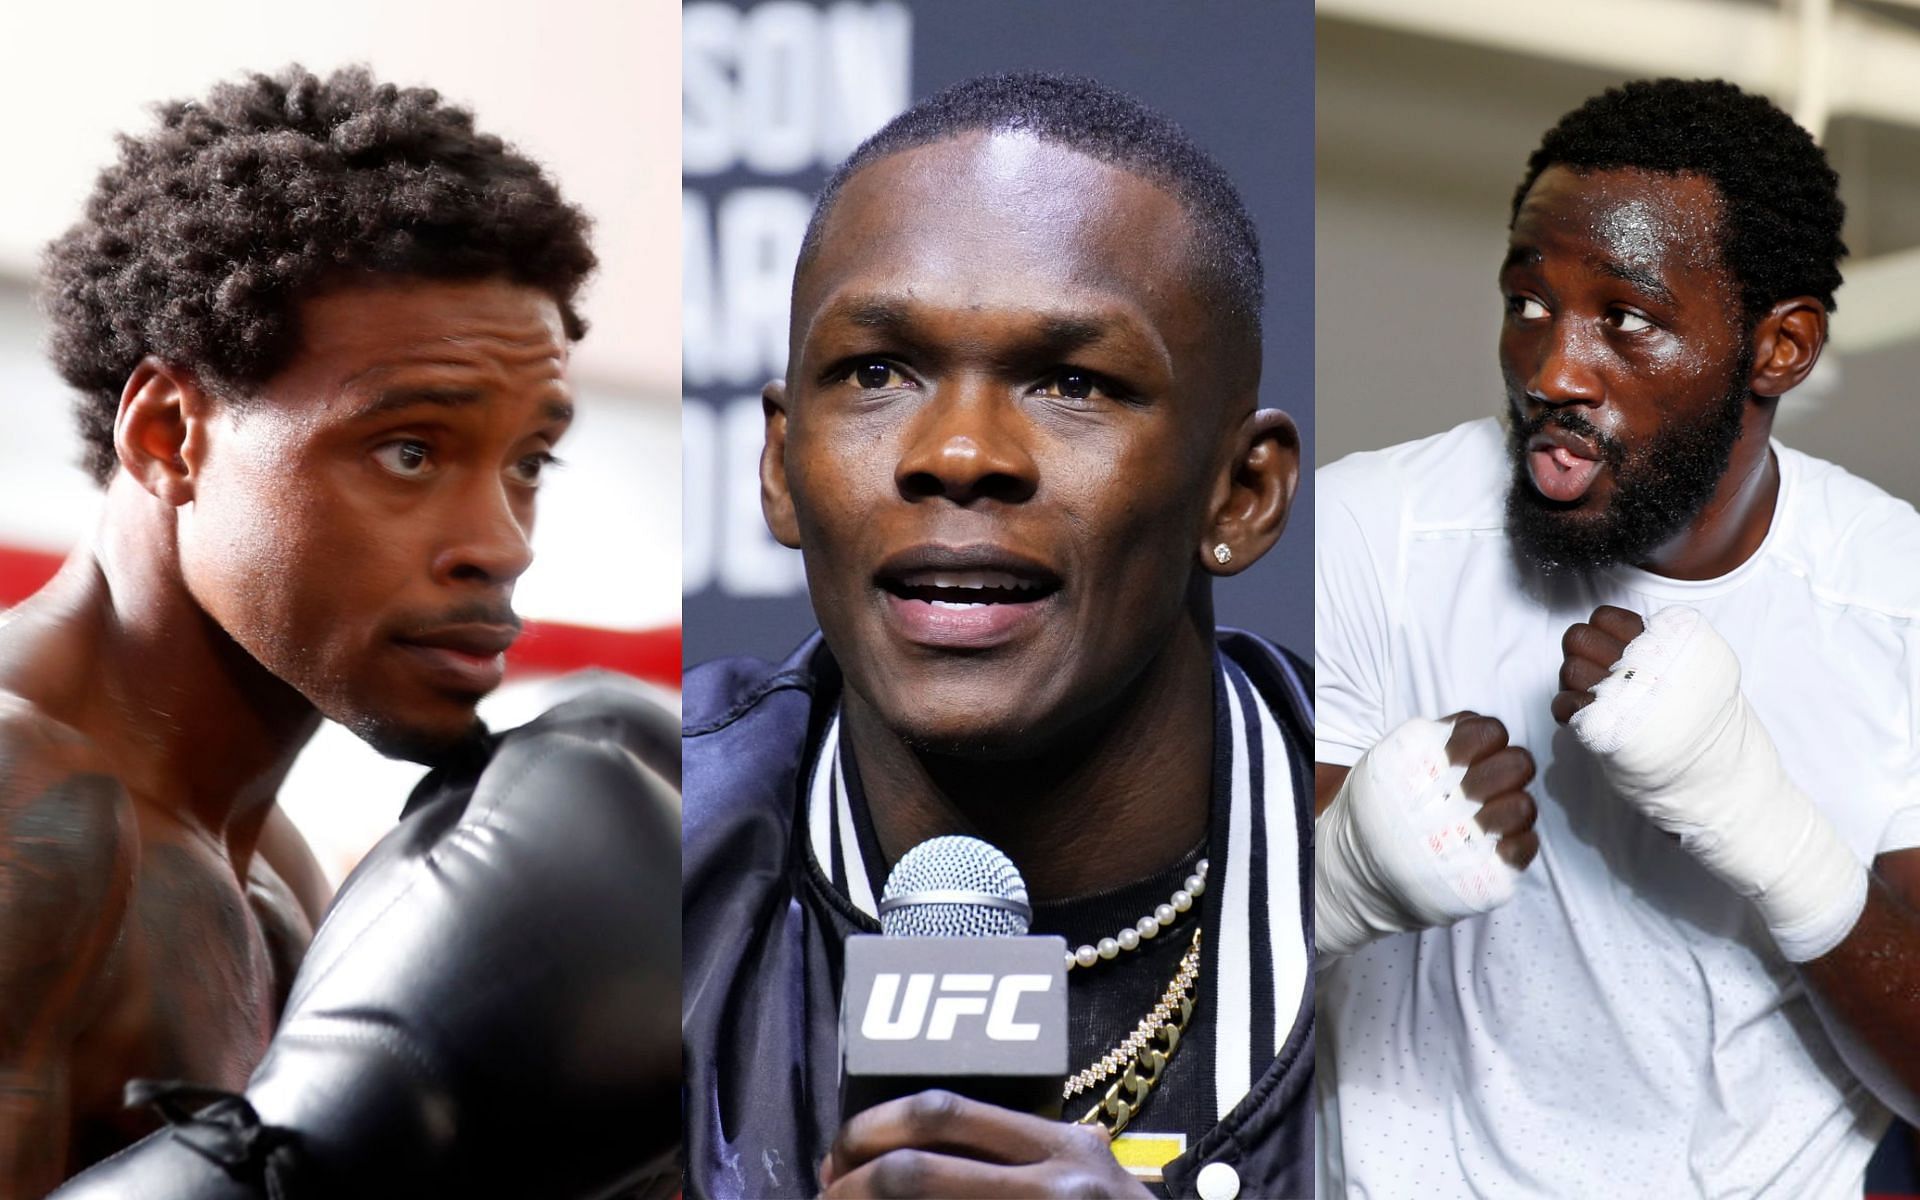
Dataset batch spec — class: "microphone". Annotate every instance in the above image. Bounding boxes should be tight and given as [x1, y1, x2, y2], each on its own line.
[839, 836, 1068, 1120]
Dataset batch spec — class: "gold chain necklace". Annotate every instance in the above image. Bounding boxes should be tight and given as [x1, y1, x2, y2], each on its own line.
[1068, 927, 1202, 1136]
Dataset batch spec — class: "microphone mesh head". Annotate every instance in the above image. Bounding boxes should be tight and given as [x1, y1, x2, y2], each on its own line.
[879, 836, 1031, 937]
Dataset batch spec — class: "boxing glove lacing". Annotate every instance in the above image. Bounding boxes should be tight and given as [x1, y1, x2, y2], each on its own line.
[125, 1079, 302, 1200]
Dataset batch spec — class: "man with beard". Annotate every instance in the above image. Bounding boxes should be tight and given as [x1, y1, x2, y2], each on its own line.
[0, 66, 598, 1192]
[1315, 79, 1920, 1196]
[684, 74, 1340, 1199]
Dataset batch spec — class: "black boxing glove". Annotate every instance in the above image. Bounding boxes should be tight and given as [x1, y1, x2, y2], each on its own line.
[54, 684, 682, 1199]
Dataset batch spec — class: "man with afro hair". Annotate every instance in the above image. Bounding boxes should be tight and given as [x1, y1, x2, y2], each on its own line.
[1315, 79, 1920, 1195]
[0, 64, 596, 1190]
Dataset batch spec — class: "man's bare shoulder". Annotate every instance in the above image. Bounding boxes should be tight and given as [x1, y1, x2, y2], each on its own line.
[0, 693, 138, 1050]
[0, 690, 132, 813]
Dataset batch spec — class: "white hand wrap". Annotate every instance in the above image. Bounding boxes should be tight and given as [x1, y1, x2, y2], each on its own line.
[1570, 605, 1868, 962]
[1317, 717, 1523, 958]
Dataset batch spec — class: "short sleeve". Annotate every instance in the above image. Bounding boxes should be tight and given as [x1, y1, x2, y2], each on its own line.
[1315, 462, 1395, 767]
[1879, 804, 1920, 855]
[1891, 619, 1920, 854]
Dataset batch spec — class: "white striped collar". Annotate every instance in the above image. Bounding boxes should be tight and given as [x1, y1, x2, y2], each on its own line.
[800, 653, 1307, 1122]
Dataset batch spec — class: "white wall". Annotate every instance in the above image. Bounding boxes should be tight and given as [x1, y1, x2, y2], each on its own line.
[0, 0, 679, 395]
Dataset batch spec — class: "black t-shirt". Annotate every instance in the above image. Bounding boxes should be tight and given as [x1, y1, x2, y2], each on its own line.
[1035, 842, 1215, 1147]
[829, 742, 1217, 1190]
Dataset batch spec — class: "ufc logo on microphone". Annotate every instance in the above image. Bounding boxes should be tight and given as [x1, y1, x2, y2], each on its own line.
[859, 973, 1054, 1041]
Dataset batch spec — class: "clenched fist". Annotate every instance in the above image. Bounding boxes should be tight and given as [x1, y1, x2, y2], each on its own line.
[1552, 604, 1646, 726]
[1558, 604, 1867, 962]
[819, 1091, 1150, 1198]
[1316, 714, 1539, 958]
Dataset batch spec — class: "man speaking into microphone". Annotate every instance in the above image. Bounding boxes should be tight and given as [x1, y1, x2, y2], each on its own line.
[683, 74, 1319, 1198]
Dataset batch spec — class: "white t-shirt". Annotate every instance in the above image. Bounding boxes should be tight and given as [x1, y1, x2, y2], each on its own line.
[1315, 417, 1920, 1199]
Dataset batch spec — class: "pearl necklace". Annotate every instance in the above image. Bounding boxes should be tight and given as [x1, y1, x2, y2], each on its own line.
[1064, 858, 1208, 971]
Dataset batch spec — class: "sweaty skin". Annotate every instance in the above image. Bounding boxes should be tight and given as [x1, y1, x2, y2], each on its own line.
[1317, 166, 1821, 839]
[762, 129, 1298, 1197]
[768, 130, 1297, 900]
[1322, 162, 1920, 1127]
[1499, 167, 1786, 580]
[0, 278, 570, 1194]
[1513, 170, 1920, 1108]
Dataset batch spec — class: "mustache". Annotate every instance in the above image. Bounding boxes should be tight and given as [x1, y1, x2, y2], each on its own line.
[391, 601, 523, 639]
[1509, 407, 1627, 469]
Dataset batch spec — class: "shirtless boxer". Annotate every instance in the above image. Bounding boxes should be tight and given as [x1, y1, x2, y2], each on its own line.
[0, 64, 594, 1194]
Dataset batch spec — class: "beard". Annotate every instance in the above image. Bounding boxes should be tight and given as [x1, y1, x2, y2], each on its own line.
[347, 709, 492, 769]
[1504, 359, 1753, 577]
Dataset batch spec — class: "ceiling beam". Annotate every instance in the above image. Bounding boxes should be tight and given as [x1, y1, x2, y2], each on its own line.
[1319, 0, 1920, 131]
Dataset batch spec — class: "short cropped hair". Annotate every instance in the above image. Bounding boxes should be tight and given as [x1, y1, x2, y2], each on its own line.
[42, 64, 597, 484]
[798, 72, 1263, 380]
[1513, 78, 1846, 321]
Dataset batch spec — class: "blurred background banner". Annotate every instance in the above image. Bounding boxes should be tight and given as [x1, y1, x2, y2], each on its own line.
[681, 0, 1316, 666]
[1316, 1, 1920, 1191]
[0, 0, 680, 884]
